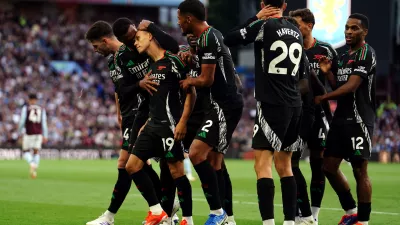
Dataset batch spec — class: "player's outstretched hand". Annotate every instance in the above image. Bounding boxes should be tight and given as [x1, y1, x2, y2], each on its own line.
[256, 5, 281, 20]
[139, 70, 159, 96]
[174, 122, 187, 141]
[179, 75, 193, 91]
[314, 95, 324, 105]
[318, 56, 332, 74]
[138, 20, 152, 31]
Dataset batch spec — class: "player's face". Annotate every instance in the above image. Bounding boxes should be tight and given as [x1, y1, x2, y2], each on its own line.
[293, 16, 311, 37]
[134, 30, 151, 54]
[345, 18, 367, 46]
[118, 25, 137, 48]
[177, 10, 192, 35]
[90, 39, 112, 57]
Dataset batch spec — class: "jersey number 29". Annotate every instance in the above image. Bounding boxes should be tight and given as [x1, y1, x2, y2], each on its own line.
[268, 40, 302, 76]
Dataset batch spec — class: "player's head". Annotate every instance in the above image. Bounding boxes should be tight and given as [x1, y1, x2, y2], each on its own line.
[345, 13, 369, 46]
[289, 8, 315, 37]
[28, 93, 37, 104]
[177, 0, 206, 35]
[85, 21, 116, 57]
[113, 17, 137, 48]
[261, 0, 286, 11]
[134, 30, 155, 54]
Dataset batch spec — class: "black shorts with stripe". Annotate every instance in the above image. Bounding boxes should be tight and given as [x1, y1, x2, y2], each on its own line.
[252, 101, 302, 152]
[121, 116, 135, 151]
[183, 112, 205, 151]
[194, 103, 243, 154]
[132, 123, 185, 163]
[128, 109, 149, 153]
[291, 110, 315, 161]
[325, 122, 373, 161]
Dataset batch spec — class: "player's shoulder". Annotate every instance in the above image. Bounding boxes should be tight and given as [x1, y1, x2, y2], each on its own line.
[315, 39, 338, 56]
[198, 27, 217, 48]
[165, 51, 186, 69]
[356, 43, 376, 62]
[107, 54, 114, 64]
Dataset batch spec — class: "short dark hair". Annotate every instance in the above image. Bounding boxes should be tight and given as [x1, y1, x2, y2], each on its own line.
[29, 94, 37, 100]
[262, 0, 285, 8]
[283, 16, 299, 28]
[289, 8, 315, 27]
[113, 17, 134, 38]
[85, 21, 113, 42]
[349, 13, 369, 29]
[178, 0, 206, 21]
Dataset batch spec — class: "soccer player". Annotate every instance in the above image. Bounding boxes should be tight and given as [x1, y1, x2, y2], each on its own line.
[112, 18, 182, 225]
[177, 0, 244, 224]
[85, 20, 177, 225]
[18, 93, 48, 179]
[224, 0, 305, 224]
[124, 28, 196, 225]
[315, 13, 376, 225]
[289, 9, 338, 222]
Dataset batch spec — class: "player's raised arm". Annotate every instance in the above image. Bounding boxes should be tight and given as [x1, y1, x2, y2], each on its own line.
[224, 19, 265, 47]
[137, 20, 180, 54]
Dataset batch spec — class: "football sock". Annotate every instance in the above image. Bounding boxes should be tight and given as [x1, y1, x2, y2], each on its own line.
[216, 169, 226, 209]
[107, 168, 132, 213]
[175, 175, 193, 217]
[143, 163, 162, 201]
[32, 154, 40, 167]
[160, 161, 176, 217]
[337, 189, 357, 212]
[149, 204, 163, 215]
[358, 202, 371, 222]
[281, 176, 297, 221]
[292, 167, 312, 217]
[257, 178, 275, 220]
[193, 160, 222, 210]
[23, 152, 33, 164]
[131, 169, 159, 208]
[184, 157, 192, 176]
[223, 169, 234, 216]
[262, 219, 275, 225]
[104, 210, 115, 219]
[311, 207, 320, 221]
[310, 158, 325, 208]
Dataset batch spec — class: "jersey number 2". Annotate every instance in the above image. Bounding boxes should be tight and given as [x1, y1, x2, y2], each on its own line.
[201, 120, 213, 132]
[28, 109, 41, 123]
[268, 40, 302, 76]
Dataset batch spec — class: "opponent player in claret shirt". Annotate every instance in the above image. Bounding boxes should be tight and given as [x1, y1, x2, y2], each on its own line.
[224, 0, 305, 224]
[85, 20, 178, 225]
[177, 0, 244, 224]
[18, 94, 48, 179]
[124, 28, 196, 225]
[112, 18, 184, 225]
[288, 8, 338, 223]
[315, 14, 376, 225]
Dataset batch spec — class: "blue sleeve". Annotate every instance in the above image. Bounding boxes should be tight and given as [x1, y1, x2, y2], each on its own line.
[41, 109, 48, 139]
[18, 106, 27, 133]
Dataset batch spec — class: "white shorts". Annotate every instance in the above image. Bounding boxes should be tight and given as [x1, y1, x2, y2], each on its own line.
[22, 135, 43, 150]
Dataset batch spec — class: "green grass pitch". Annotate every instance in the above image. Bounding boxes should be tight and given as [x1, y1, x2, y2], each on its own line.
[0, 159, 399, 224]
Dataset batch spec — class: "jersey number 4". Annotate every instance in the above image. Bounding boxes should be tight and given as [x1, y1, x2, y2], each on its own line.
[28, 109, 42, 123]
[268, 40, 302, 76]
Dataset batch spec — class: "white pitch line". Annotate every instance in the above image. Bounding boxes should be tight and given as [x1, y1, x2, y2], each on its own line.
[130, 194, 398, 216]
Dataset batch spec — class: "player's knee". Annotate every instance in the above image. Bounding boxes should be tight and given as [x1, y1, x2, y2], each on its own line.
[125, 159, 143, 174]
[207, 152, 223, 170]
[33, 149, 39, 155]
[168, 161, 185, 179]
[254, 159, 272, 179]
[189, 148, 207, 165]
[117, 152, 129, 168]
[274, 161, 292, 177]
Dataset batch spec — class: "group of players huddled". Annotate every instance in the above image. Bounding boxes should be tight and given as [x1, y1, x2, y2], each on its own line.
[73, 0, 375, 224]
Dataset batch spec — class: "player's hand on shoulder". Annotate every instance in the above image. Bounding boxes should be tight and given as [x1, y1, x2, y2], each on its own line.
[174, 121, 187, 141]
[318, 56, 332, 74]
[139, 70, 159, 96]
[178, 51, 193, 65]
[179, 75, 193, 91]
[138, 20, 153, 31]
[256, 5, 280, 20]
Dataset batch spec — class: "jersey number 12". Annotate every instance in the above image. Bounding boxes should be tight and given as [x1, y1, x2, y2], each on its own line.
[268, 40, 302, 76]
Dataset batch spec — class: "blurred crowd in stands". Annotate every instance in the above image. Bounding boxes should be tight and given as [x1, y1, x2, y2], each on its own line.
[0, 6, 399, 162]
